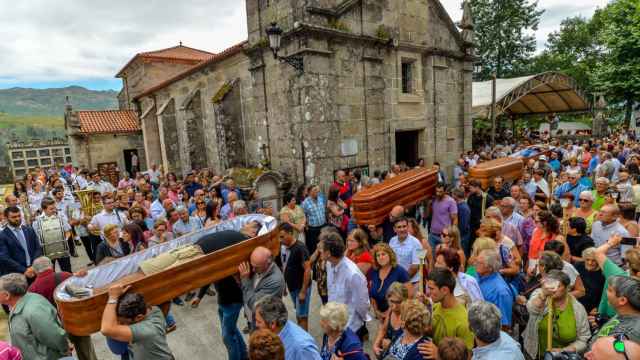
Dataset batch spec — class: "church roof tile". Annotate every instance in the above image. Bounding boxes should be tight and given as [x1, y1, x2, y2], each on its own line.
[76, 110, 140, 135]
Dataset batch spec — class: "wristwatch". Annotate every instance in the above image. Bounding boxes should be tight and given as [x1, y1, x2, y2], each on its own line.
[107, 298, 118, 305]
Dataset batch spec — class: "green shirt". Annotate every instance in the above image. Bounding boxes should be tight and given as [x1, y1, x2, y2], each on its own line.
[466, 266, 477, 278]
[592, 190, 606, 211]
[431, 302, 475, 350]
[130, 307, 174, 360]
[538, 298, 577, 355]
[9, 292, 68, 360]
[598, 259, 627, 318]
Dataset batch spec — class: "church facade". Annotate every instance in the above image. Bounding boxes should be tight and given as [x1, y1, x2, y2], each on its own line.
[123, 0, 475, 185]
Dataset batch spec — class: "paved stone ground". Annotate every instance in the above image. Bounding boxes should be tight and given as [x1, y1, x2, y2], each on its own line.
[61, 245, 379, 359]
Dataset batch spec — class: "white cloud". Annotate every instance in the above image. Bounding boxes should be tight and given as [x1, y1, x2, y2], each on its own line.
[439, 0, 608, 50]
[0, 0, 608, 86]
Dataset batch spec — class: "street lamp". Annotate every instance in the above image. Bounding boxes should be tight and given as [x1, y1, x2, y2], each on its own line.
[265, 22, 304, 74]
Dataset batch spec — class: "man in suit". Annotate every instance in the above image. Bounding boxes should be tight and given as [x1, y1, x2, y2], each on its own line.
[0, 206, 42, 278]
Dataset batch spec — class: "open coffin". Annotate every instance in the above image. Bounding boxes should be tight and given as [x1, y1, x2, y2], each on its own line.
[54, 214, 279, 336]
[352, 168, 438, 225]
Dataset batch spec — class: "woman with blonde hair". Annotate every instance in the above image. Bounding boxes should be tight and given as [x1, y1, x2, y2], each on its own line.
[373, 282, 409, 358]
[319, 302, 367, 360]
[385, 299, 433, 360]
[435, 225, 466, 270]
[94, 223, 131, 265]
[345, 228, 374, 275]
[369, 243, 410, 320]
[478, 217, 522, 279]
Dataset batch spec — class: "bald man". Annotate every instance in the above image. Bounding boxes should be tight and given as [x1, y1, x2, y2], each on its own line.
[585, 336, 639, 360]
[238, 246, 285, 327]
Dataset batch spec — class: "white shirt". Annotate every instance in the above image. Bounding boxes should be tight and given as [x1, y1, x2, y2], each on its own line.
[326, 257, 371, 331]
[89, 180, 115, 195]
[145, 169, 161, 183]
[89, 209, 128, 232]
[34, 213, 71, 233]
[28, 190, 46, 215]
[389, 234, 423, 282]
[71, 174, 88, 190]
[150, 199, 166, 220]
[562, 261, 579, 287]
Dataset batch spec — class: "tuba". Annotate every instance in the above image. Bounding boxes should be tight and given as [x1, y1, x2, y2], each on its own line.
[75, 189, 103, 235]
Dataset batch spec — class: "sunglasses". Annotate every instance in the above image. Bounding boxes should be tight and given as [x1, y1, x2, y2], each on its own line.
[613, 334, 630, 360]
[441, 233, 450, 238]
[579, 198, 591, 202]
[196, 202, 205, 205]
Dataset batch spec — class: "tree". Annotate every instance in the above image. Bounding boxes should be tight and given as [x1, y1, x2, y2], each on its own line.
[470, 0, 544, 79]
[592, 0, 640, 126]
[524, 15, 604, 92]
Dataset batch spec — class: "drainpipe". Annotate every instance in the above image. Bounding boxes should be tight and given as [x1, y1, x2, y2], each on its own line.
[257, 2, 272, 167]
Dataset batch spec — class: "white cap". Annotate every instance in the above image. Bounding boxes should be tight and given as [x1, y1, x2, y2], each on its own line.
[539, 155, 548, 161]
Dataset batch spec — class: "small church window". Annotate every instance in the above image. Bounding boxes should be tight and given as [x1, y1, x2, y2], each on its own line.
[401, 61, 414, 94]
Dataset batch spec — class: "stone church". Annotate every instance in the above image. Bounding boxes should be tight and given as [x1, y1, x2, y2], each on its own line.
[74, 0, 475, 186]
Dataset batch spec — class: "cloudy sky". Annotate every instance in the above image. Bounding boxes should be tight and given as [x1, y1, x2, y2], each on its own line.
[0, 0, 608, 90]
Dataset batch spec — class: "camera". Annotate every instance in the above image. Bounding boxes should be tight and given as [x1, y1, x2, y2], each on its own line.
[543, 351, 582, 360]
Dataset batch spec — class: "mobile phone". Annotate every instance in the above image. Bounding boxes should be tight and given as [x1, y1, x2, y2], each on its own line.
[621, 237, 638, 246]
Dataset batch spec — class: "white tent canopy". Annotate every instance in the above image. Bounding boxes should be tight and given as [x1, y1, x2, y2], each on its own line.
[472, 72, 591, 118]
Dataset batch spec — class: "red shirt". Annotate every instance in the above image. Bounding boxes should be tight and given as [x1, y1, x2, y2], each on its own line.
[28, 269, 72, 306]
[349, 250, 374, 265]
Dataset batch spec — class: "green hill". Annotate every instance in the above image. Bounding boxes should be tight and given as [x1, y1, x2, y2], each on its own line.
[0, 86, 118, 117]
[0, 86, 119, 178]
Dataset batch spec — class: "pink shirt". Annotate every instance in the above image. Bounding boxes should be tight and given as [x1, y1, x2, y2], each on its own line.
[0, 341, 21, 360]
[431, 195, 458, 235]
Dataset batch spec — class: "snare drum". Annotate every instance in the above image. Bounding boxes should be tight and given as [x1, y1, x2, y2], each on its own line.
[35, 216, 69, 260]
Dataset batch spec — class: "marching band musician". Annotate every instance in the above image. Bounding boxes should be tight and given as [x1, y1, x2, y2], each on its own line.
[70, 168, 89, 190]
[88, 171, 116, 195]
[27, 180, 47, 218]
[32, 197, 73, 272]
[52, 188, 78, 258]
[88, 193, 128, 237]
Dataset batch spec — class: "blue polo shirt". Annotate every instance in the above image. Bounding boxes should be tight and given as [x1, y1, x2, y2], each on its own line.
[477, 272, 514, 327]
[279, 320, 321, 360]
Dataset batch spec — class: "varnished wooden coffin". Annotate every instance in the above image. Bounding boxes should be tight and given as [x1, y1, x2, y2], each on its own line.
[468, 157, 524, 190]
[352, 168, 438, 225]
[54, 215, 279, 336]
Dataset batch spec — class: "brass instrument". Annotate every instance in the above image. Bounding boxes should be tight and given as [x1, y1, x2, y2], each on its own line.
[75, 189, 103, 235]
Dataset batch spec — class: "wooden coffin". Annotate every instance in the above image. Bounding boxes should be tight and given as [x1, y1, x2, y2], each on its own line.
[352, 168, 438, 225]
[468, 157, 524, 190]
[54, 215, 280, 336]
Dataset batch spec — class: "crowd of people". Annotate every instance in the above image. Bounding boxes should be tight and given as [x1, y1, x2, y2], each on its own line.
[0, 130, 639, 360]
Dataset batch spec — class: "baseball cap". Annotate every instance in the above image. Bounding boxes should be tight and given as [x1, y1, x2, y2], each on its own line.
[539, 155, 548, 161]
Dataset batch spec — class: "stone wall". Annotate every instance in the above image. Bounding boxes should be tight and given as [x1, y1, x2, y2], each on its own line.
[68, 133, 146, 173]
[139, 53, 252, 174]
[245, 0, 472, 185]
[120, 60, 202, 109]
[157, 99, 182, 175]
[137, 0, 472, 185]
